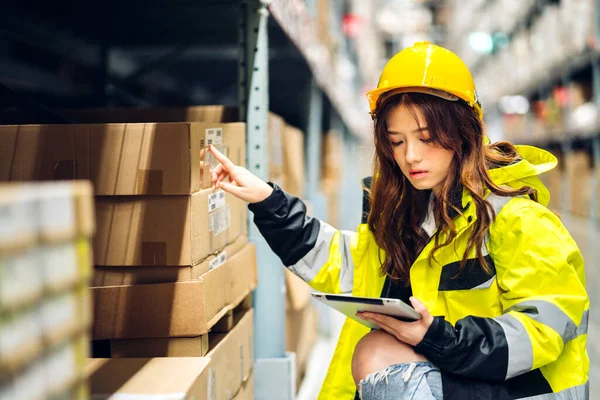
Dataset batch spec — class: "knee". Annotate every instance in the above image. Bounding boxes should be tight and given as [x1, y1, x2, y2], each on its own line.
[352, 330, 427, 386]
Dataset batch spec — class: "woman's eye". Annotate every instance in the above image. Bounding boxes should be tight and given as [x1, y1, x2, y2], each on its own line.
[420, 138, 433, 143]
[391, 141, 403, 147]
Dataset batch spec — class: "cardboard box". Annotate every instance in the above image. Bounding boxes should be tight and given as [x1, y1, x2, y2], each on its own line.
[41, 286, 92, 348]
[545, 151, 563, 212]
[0, 334, 89, 398]
[92, 243, 257, 340]
[0, 305, 44, 380]
[207, 309, 254, 400]
[0, 315, 89, 386]
[0, 184, 38, 253]
[94, 188, 247, 266]
[42, 237, 93, 295]
[233, 370, 254, 400]
[86, 357, 210, 399]
[321, 130, 343, 187]
[92, 235, 248, 287]
[48, 105, 283, 184]
[111, 334, 210, 358]
[282, 125, 305, 197]
[286, 305, 318, 387]
[110, 296, 252, 358]
[0, 180, 94, 253]
[565, 151, 592, 217]
[110, 310, 254, 400]
[44, 334, 90, 398]
[322, 186, 340, 229]
[1, 249, 44, 313]
[268, 113, 285, 180]
[0, 122, 245, 195]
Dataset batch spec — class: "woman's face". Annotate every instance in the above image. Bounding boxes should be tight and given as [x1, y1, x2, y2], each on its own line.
[386, 104, 454, 196]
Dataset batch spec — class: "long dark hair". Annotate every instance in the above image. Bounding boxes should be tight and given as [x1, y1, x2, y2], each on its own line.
[367, 93, 535, 284]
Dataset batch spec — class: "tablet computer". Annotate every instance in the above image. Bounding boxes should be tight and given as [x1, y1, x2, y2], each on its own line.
[311, 292, 421, 330]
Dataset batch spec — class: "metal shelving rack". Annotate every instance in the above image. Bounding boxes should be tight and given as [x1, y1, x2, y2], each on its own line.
[1, 0, 371, 397]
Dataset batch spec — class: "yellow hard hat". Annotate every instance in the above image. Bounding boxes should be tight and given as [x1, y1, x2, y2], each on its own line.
[366, 42, 482, 119]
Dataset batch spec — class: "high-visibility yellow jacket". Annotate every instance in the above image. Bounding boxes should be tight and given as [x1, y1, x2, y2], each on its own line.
[249, 145, 589, 400]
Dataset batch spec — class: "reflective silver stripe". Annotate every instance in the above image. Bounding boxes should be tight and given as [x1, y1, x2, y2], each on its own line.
[514, 381, 588, 399]
[486, 193, 513, 219]
[494, 313, 533, 379]
[472, 275, 496, 290]
[288, 222, 355, 292]
[338, 230, 355, 293]
[289, 221, 337, 283]
[506, 301, 578, 343]
[574, 309, 589, 339]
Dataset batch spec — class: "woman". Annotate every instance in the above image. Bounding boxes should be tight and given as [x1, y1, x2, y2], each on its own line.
[208, 42, 589, 400]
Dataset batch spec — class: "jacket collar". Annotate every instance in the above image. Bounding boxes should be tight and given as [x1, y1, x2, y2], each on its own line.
[420, 184, 470, 237]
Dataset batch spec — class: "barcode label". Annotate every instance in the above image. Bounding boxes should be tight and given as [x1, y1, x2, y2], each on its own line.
[209, 251, 227, 270]
[209, 206, 230, 236]
[207, 190, 226, 212]
[205, 128, 223, 146]
[205, 144, 228, 171]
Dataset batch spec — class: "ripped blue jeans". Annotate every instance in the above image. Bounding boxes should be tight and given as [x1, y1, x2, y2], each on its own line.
[358, 362, 443, 400]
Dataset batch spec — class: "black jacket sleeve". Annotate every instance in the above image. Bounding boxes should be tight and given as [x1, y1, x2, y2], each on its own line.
[415, 316, 509, 382]
[248, 183, 320, 266]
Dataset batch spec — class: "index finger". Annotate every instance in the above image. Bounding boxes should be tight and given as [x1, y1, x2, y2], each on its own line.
[209, 145, 236, 171]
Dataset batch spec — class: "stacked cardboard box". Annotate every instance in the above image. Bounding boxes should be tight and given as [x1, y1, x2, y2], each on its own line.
[565, 150, 592, 218]
[88, 356, 255, 400]
[285, 270, 319, 389]
[0, 181, 95, 399]
[541, 150, 564, 213]
[0, 113, 257, 399]
[321, 130, 344, 228]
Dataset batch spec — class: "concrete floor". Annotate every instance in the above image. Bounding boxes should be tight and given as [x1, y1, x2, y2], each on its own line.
[297, 214, 600, 399]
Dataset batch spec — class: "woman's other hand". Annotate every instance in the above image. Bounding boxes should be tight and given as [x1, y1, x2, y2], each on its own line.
[357, 297, 435, 347]
[208, 145, 274, 203]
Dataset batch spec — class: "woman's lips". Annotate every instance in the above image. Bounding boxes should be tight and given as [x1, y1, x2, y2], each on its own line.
[409, 170, 428, 179]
